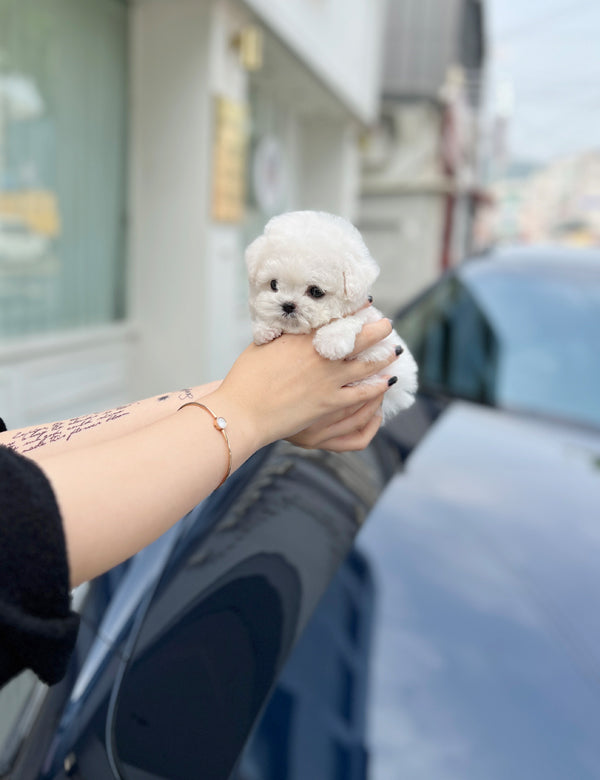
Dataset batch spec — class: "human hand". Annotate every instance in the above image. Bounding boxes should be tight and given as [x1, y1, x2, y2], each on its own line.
[201, 316, 397, 462]
[286, 395, 383, 452]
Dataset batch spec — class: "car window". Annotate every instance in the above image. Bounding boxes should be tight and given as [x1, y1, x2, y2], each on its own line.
[394, 276, 499, 405]
[395, 261, 600, 429]
[466, 263, 600, 428]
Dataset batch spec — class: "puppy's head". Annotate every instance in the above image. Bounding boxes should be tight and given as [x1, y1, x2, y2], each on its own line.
[245, 211, 379, 333]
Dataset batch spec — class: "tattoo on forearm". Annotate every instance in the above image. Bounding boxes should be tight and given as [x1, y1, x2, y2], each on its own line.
[6, 407, 133, 454]
[178, 389, 194, 401]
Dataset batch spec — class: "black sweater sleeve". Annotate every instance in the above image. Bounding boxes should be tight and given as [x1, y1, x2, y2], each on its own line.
[0, 434, 80, 688]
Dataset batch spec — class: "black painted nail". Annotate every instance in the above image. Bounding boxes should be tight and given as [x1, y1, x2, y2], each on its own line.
[395, 345, 404, 356]
[368, 295, 373, 303]
[387, 376, 398, 387]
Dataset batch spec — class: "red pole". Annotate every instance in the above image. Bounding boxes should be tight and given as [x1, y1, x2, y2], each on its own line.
[441, 192, 455, 272]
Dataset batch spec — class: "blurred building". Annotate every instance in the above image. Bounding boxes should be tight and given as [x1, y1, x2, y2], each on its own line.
[358, 0, 488, 315]
[0, 0, 386, 426]
[485, 160, 540, 244]
[491, 150, 600, 246]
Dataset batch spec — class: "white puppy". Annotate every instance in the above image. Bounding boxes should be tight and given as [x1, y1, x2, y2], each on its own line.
[245, 210, 418, 422]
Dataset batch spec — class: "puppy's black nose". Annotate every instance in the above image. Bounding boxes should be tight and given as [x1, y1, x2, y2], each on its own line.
[282, 302, 296, 314]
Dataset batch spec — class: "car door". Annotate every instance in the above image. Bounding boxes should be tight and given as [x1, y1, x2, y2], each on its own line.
[8, 438, 397, 779]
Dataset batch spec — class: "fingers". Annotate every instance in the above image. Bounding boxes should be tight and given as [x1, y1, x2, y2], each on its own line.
[338, 376, 392, 410]
[317, 408, 383, 453]
[349, 318, 392, 358]
[287, 396, 383, 451]
[288, 397, 381, 451]
[319, 396, 382, 441]
[311, 399, 367, 429]
[342, 353, 397, 388]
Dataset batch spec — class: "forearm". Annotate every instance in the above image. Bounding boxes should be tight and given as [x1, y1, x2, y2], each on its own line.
[0, 381, 222, 460]
[26, 322, 397, 589]
[38, 397, 260, 589]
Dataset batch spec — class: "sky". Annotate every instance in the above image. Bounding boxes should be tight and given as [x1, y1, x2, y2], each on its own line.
[485, 0, 600, 164]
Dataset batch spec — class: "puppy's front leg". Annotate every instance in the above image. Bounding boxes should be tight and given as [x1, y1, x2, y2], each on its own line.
[313, 315, 364, 360]
[253, 323, 283, 345]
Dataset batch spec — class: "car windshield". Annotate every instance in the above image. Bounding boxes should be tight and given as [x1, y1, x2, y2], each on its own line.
[467, 258, 600, 428]
[396, 254, 600, 430]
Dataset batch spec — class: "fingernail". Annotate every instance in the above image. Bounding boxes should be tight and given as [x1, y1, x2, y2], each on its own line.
[387, 376, 398, 387]
[368, 295, 373, 303]
[395, 344, 404, 356]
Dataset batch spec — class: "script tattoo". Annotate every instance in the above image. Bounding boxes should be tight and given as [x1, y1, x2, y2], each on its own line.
[8, 407, 133, 454]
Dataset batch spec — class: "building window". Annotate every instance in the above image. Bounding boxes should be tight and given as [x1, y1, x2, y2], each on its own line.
[0, 0, 128, 338]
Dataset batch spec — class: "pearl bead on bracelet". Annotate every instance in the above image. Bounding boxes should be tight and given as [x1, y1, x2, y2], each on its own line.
[178, 402, 232, 487]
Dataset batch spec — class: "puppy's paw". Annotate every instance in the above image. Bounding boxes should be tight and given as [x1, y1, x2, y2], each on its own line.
[253, 323, 282, 345]
[313, 320, 358, 360]
[379, 339, 419, 422]
[381, 383, 417, 422]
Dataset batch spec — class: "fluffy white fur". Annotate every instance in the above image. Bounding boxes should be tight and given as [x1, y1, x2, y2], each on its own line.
[245, 210, 418, 422]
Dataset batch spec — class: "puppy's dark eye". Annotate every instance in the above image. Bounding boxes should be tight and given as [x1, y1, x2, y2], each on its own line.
[270, 279, 278, 291]
[307, 285, 325, 299]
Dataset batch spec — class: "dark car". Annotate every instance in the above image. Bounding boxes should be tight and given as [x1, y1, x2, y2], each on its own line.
[243, 246, 600, 779]
[2, 246, 600, 779]
[357, 246, 600, 779]
[1, 435, 400, 780]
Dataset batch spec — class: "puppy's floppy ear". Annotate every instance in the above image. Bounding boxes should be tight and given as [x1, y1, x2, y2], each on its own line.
[245, 234, 268, 284]
[341, 253, 380, 302]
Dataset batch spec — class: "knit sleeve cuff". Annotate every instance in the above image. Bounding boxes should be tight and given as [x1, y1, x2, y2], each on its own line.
[0, 600, 80, 686]
[0, 446, 80, 686]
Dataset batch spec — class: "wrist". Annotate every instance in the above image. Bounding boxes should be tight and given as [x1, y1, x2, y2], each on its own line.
[196, 389, 265, 471]
[177, 402, 232, 487]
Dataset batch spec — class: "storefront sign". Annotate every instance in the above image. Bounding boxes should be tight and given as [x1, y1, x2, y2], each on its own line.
[0, 189, 60, 236]
[211, 96, 248, 223]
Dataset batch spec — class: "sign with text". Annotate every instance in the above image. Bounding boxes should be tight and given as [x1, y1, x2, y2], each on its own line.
[211, 97, 248, 224]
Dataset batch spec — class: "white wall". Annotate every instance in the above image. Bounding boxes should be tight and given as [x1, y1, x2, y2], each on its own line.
[0, 0, 386, 428]
[130, 0, 215, 396]
[0, 325, 135, 427]
[243, 0, 387, 123]
[130, 0, 385, 396]
[359, 193, 445, 316]
[297, 119, 361, 220]
[359, 101, 449, 315]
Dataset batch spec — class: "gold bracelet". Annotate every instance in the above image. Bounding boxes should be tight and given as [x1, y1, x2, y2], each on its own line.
[178, 402, 232, 488]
